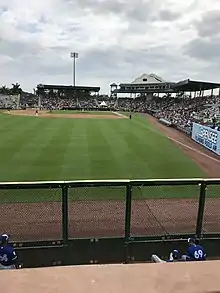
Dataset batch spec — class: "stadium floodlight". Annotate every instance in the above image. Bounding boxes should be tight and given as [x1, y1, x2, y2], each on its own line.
[70, 52, 79, 87]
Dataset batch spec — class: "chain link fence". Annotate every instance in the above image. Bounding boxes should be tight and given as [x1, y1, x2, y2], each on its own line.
[68, 185, 126, 238]
[131, 184, 200, 236]
[1, 180, 220, 242]
[0, 188, 62, 241]
[202, 184, 220, 233]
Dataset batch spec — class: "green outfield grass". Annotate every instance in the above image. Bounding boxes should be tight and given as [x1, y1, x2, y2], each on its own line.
[0, 111, 212, 202]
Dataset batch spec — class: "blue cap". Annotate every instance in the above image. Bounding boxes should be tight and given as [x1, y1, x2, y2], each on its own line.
[0, 234, 9, 242]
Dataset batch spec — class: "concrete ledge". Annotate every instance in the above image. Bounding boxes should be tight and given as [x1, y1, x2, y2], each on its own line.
[1, 261, 220, 293]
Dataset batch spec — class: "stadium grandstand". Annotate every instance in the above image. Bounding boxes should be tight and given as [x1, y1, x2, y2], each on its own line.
[110, 73, 220, 131]
[1, 75, 220, 270]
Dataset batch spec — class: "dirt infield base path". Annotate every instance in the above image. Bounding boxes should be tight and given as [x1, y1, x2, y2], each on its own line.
[146, 114, 220, 177]
[8, 110, 127, 119]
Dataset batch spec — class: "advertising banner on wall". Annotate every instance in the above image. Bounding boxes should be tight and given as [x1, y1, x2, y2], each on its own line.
[191, 123, 220, 156]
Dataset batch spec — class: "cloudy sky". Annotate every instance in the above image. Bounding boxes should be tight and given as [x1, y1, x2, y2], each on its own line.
[0, 0, 220, 93]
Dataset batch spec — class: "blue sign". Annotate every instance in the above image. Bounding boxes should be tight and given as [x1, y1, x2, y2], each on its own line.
[192, 123, 220, 156]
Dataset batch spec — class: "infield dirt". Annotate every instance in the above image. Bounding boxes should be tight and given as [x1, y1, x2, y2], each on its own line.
[8, 110, 127, 119]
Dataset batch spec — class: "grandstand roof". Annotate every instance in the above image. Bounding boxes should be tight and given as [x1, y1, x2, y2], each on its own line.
[173, 79, 220, 91]
[37, 84, 100, 92]
[131, 73, 166, 84]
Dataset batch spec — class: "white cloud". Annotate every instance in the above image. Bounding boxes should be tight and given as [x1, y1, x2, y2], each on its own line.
[0, 0, 220, 93]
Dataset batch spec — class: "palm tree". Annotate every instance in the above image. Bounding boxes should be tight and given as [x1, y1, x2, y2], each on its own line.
[0, 85, 10, 95]
[11, 83, 22, 94]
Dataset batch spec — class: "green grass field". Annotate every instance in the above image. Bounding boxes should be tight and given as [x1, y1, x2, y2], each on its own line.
[0, 110, 215, 202]
[0, 111, 205, 181]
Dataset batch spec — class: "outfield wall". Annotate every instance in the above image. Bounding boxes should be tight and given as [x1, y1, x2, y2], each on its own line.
[1, 179, 220, 268]
[192, 123, 220, 156]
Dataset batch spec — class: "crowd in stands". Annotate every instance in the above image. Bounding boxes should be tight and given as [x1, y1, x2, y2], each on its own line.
[0, 94, 19, 109]
[150, 95, 220, 131]
[1, 89, 220, 131]
[20, 92, 38, 108]
[115, 94, 220, 131]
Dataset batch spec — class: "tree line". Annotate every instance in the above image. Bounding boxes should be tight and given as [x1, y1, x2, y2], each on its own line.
[0, 83, 22, 95]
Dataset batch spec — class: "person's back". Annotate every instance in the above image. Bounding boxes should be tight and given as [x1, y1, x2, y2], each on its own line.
[186, 244, 206, 261]
[185, 238, 206, 261]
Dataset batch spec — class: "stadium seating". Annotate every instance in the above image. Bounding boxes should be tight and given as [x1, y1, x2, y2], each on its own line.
[3, 89, 219, 131]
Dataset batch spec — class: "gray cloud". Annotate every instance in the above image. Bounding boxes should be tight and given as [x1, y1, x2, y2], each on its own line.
[0, 6, 8, 14]
[16, 23, 42, 34]
[0, 39, 42, 58]
[158, 9, 180, 21]
[67, 0, 158, 22]
[71, 0, 180, 23]
[184, 37, 220, 61]
[196, 10, 220, 38]
[79, 45, 193, 84]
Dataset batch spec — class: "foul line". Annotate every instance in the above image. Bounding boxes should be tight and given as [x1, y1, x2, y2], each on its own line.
[112, 111, 128, 118]
[168, 136, 220, 163]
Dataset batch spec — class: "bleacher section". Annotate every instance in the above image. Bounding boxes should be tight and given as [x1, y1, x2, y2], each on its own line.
[0, 94, 20, 109]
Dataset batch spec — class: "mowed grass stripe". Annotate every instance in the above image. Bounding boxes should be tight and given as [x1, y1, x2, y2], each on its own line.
[106, 120, 152, 179]
[0, 116, 47, 180]
[1, 118, 59, 181]
[17, 119, 75, 181]
[87, 120, 127, 179]
[59, 119, 92, 180]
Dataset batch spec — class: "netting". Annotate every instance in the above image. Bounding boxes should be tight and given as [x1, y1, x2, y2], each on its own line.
[0, 188, 62, 241]
[202, 184, 220, 233]
[68, 186, 126, 238]
[131, 184, 200, 236]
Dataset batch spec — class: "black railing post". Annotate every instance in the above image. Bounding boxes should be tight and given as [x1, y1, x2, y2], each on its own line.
[196, 181, 206, 238]
[62, 184, 68, 245]
[124, 184, 132, 263]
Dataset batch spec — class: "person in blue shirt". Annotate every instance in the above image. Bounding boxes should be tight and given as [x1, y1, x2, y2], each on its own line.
[0, 234, 18, 270]
[181, 238, 206, 261]
[151, 238, 206, 263]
